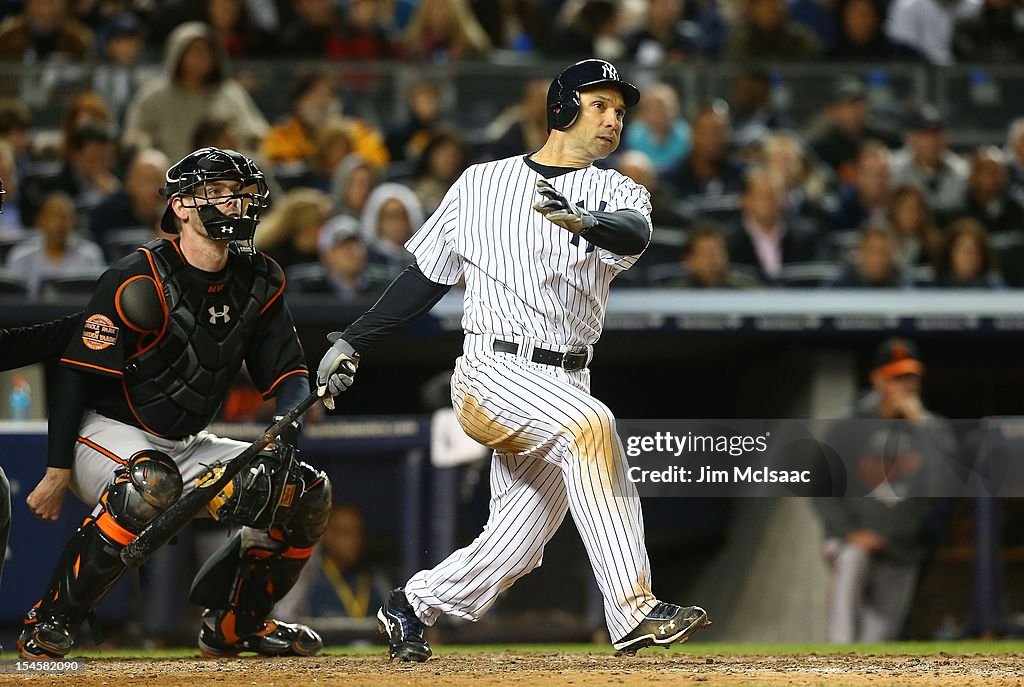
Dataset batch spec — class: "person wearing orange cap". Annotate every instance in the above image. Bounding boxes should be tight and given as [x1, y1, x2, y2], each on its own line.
[814, 338, 957, 643]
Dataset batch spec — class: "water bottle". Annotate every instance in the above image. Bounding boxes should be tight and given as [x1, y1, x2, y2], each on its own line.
[9, 376, 31, 421]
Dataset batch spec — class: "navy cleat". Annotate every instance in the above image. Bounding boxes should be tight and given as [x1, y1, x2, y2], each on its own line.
[613, 603, 710, 655]
[377, 588, 431, 662]
[198, 609, 322, 657]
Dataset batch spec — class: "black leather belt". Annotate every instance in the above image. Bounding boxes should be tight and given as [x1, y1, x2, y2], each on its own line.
[492, 339, 589, 371]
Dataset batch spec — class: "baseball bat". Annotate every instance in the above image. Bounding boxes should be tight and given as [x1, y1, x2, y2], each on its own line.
[120, 390, 321, 567]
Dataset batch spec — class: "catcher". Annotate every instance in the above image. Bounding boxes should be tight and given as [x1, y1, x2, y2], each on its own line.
[17, 148, 338, 660]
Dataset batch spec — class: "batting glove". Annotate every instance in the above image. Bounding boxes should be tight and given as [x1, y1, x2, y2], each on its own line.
[532, 178, 597, 235]
[316, 332, 359, 410]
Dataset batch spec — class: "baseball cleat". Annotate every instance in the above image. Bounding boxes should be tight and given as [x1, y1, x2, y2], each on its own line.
[17, 612, 73, 660]
[612, 603, 710, 655]
[377, 588, 431, 662]
[198, 609, 323, 657]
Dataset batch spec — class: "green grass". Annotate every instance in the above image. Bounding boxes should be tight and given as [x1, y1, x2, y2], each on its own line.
[30, 641, 1024, 659]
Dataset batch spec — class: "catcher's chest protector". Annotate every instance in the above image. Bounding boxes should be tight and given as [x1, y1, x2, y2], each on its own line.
[123, 241, 281, 436]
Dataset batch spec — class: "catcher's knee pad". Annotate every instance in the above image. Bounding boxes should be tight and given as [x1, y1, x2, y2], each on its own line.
[103, 449, 183, 537]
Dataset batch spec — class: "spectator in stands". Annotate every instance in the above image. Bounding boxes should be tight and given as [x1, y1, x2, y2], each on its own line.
[886, 184, 942, 268]
[19, 122, 120, 222]
[809, 77, 896, 185]
[727, 166, 819, 282]
[61, 91, 115, 156]
[757, 132, 829, 228]
[667, 103, 744, 200]
[89, 148, 169, 254]
[933, 217, 1004, 288]
[955, 147, 1024, 236]
[0, 100, 32, 179]
[953, 0, 1024, 60]
[92, 13, 149, 121]
[831, 141, 892, 233]
[546, 0, 626, 60]
[1009, 117, 1024, 205]
[624, 0, 699, 64]
[814, 338, 955, 643]
[191, 114, 239, 151]
[0, 0, 95, 61]
[485, 78, 549, 162]
[727, 69, 792, 149]
[668, 221, 761, 288]
[0, 141, 25, 235]
[360, 182, 424, 279]
[292, 214, 389, 302]
[387, 82, 445, 164]
[885, 0, 981, 65]
[331, 155, 381, 220]
[6, 191, 105, 299]
[411, 130, 470, 214]
[255, 188, 333, 270]
[723, 0, 823, 61]
[890, 105, 968, 219]
[622, 83, 691, 175]
[122, 21, 268, 161]
[275, 504, 391, 620]
[615, 150, 687, 229]
[262, 69, 341, 177]
[301, 117, 356, 192]
[403, 0, 492, 62]
[469, 0, 544, 51]
[829, 0, 924, 61]
[830, 224, 908, 288]
[204, 0, 273, 58]
[279, 0, 397, 59]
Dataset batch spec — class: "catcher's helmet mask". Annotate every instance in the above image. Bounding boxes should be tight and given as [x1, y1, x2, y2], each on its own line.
[547, 59, 641, 132]
[160, 147, 269, 255]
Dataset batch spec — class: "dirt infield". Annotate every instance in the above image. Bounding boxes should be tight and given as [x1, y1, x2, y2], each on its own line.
[3, 651, 1022, 687]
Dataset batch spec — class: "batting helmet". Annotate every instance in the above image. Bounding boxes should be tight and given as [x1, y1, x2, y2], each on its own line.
[547, 59, 641, 131]
[159, 147, 269, 254]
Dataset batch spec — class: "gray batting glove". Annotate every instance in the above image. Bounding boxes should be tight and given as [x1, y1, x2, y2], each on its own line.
[532, 178, 597, 234]
[316, 332, 359, 410]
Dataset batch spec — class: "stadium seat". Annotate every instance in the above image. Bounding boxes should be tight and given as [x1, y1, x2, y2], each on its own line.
[103, 227, 155, 262]
[0, 269, 27, 295]
[285, 262, 329, 293]
[38, 268, 107, 302]
[777, 262, 841, 287]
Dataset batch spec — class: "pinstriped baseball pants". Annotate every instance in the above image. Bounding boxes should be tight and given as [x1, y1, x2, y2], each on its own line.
[404, 335, 658, 641]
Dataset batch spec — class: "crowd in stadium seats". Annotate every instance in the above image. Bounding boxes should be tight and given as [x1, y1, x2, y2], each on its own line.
[0, 0, 1023, 300]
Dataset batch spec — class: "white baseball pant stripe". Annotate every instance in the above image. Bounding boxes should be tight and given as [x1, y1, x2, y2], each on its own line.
[405, 335, 657, 641]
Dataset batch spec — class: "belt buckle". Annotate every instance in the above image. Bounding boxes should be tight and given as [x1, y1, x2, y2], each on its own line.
[562, 349, 584, 371]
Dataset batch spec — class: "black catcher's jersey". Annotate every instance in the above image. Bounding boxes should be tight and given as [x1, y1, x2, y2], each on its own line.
[60, 239, 307, 438]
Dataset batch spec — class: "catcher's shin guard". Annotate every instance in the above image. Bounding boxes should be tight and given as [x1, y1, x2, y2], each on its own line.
[20, 451, 182, 659]
[191, 462, 330, 656]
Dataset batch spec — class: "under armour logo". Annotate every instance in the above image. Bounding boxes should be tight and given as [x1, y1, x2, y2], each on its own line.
[601, 63, 618, 80]
[209, 305, 231, 324]
[658, 620, 676, 635]
[221, 226, 234, 234]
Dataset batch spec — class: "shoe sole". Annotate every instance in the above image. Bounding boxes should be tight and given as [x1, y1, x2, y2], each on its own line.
[613, 607, 712, 654]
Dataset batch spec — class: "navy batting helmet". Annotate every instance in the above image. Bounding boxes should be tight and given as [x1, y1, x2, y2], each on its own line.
[547, 59, 641, 131]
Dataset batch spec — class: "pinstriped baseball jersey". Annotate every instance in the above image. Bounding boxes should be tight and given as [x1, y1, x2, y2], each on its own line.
[406, 155, 652, 348]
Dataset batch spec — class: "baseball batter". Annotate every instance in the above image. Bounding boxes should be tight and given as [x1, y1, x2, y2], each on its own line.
[18, 148, 332, 660]
[318, 59, 709, 661]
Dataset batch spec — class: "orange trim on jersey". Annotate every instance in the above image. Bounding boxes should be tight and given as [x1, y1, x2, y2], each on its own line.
[169, 238, 185, 261]
[258, 255, 287, 317]
[60, 357, 123, 377]
[77, 436, 127, 465]
[281, 545, 316, 560]
[114, 275, 163, 334]
[96, 512, 136, 546]
[260, 368, 308, 399]
[73, 555, 80, 578]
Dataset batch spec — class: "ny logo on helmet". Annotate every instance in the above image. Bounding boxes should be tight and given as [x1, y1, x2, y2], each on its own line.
[601, 63, 618, 81]
[209, 305, 231, 324]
